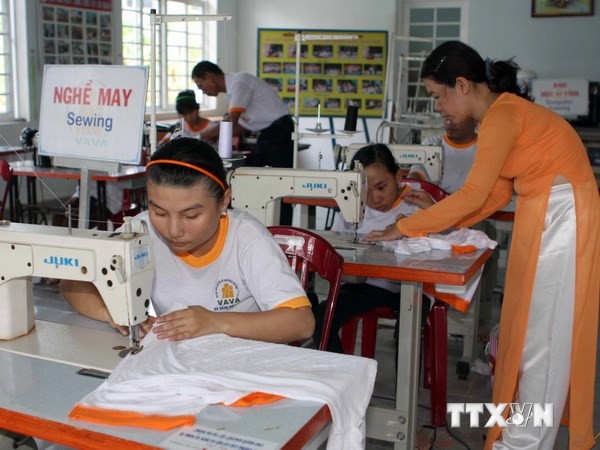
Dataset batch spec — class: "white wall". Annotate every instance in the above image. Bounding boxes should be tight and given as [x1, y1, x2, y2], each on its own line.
[467, 0, 600, 80]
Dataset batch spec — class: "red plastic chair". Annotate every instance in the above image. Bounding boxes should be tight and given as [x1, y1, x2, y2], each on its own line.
[339, 178, 452, 427]
[268, 226, 344, 351]
[0, 160, 14, 220]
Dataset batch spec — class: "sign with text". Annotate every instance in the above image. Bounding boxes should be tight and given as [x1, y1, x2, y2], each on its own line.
[532, 78, 588, 118]
[39, 65, 148, 164]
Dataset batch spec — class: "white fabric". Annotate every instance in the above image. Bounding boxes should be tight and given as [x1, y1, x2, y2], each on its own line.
[413, 134, 477, 192]
[494, 184, 576, 450]
[75, 325, 377, 450]
[333, 196, 420, 292]
[383, 227, 498, 255]
[225, 72, 290, 132]
[123, 209, 309, 316]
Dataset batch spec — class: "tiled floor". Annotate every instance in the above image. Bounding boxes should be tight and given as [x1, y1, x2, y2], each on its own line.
[2, 282, 599, 449]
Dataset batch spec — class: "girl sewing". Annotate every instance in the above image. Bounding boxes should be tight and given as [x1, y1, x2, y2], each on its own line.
[60, 138, 315, 344]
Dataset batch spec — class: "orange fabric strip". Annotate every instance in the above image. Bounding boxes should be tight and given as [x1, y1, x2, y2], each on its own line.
[228, 392, 286, 407]
[424, 283, 470, 313]
[451, 244, 477, 254]
[68, 404, 196, 431]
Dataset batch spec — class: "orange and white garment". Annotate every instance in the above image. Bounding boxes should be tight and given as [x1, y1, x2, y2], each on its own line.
[395, 92, 600, 450]
[69, 328, 377, 450]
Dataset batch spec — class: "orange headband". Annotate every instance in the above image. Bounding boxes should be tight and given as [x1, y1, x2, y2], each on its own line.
[146, 159, 226, 191]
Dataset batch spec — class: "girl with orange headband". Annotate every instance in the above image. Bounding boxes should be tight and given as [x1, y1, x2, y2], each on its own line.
[60, 138, 315, 344]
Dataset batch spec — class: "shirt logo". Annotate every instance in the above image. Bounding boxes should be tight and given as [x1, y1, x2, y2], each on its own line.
[214, 278, 240, 310]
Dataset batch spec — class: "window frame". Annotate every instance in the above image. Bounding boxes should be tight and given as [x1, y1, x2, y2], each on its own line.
[120, 0, 218, 117]
[399, 0, 467, 114]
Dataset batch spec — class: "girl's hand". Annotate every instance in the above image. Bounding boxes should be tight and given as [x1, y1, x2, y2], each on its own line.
[139, 316, 157, 338]
[363, 222, 404, 242]
[153, 306, 219, 341]
[402, 189, 435, 209]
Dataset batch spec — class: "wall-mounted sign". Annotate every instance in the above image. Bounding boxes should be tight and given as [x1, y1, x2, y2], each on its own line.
[39, 65, 148, 164]
[257, 29, 388, 118]
[532, 78, 589, 118]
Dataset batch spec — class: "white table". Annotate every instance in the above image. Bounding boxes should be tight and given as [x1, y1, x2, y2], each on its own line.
[0, 315, 331, 449]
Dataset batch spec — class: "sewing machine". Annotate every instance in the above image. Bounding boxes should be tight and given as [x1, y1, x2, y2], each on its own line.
[334, 143, 443, 183]
[0, 219, 154, 352]
[230, 166, 366, 238]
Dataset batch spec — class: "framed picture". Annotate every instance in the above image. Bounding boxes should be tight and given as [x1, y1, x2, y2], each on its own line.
[532, 0, 594, 17]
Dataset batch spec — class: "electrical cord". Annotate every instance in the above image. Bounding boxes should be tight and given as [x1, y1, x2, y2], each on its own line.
[444, 423, 471, 450]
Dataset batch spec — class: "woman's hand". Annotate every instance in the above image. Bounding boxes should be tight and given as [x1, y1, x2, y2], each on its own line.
[363, 222, 404, 243]
[153, 306, 219, 341]
[402, 189, 435, 209]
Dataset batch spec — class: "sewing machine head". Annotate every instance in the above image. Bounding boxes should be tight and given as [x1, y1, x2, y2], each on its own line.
[0, 220, 154, 350]
[334, 143, 443, 183]
[229, 166, 366, 232]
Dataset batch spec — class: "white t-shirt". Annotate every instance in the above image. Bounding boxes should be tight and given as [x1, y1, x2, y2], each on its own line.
[123, 209, 310, 316]
[163, 118, 219, 141]
[225, 72, 290, 132]
[332, 190, 420, 292]
[418, 134, 477, 193]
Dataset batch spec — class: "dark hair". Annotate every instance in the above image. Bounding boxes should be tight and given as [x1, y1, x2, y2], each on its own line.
[148, 138, 228, 201]
[175, 90, 199, 115]
[420, 41, 531, 100]
[350, 144, 399, 175]
[191, 61, 223, 79]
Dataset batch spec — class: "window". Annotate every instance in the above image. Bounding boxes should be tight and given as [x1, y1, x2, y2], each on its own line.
[399, 1, 466, 113]
[0, 0, 14, 119]
[121, 0, 216, 113]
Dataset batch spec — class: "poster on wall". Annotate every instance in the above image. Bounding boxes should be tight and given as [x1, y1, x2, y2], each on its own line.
[532, 78, 589, 118]
[38, 65, 148, 165]
[40, 0, 114, 66]
[257, 29, 388, 118]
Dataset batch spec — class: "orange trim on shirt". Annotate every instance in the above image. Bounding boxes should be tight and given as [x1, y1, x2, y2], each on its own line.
[187, 118, 214, 133]
[68, 404, 196, 431]
[229, 107, 246, 113]
[178, 214, 229, 268]
[443, 134, 477, 149]
[274, 296, 312, 309]
[392, 184, 413, 209]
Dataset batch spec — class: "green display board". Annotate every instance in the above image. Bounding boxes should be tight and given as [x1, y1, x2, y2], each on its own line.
[257, 29, 388, 118]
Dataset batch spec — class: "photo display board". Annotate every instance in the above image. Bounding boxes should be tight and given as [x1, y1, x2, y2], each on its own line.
[40, 0, 114, 65]
[257, 29, 388, 118]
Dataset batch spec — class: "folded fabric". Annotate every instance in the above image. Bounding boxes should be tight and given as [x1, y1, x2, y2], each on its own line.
[380, 228, 494, 312]
[69, 330, 377, 450]
[383, 227, 498, 255]
[423, 271, 482, 313]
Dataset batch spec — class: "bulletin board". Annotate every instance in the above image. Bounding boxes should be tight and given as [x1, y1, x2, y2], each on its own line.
[39, 0, 114, 65]
[257, 29, 388, 118]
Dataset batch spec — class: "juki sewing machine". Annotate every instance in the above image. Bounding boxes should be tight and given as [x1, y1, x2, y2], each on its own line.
[334, 143, 443, 183]
[230, 166, 366, 240]
[0, 219, 154, 353]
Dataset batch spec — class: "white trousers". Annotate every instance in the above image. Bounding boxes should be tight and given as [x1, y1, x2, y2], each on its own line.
[494, 184, 576, 450]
